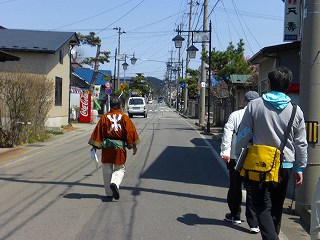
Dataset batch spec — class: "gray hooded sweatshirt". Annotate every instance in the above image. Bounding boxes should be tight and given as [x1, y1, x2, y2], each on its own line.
[236, 92, 308, 173]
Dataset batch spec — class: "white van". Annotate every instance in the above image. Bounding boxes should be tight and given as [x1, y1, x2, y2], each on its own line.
[127, 97, 147, 118]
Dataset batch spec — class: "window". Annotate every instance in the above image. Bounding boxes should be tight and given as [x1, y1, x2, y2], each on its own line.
[59, 49, 63, 64]
[55, 77, 62, 106]
[129, 98, 143, 105]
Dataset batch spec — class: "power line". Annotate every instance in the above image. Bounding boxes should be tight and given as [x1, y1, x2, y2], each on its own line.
[221, 0, 232, 44]
[215, 6, 283, 21]
[194, 1, 203, 30]
[126, 12, 180, 33]
[231, 0, 254, 54]
[232, 0, 262, 49]
[197, 0, 220, 30]
[206, 0, 221, 24]
[97, 0, 146, 34]
[50, 0, 133, 31]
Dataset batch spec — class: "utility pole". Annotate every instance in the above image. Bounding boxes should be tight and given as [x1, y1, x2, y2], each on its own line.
[295, 0, 320, 221]
[113, 48, 117, 92]
[166, 62, 170, 104]
[114, 27, 125, 90]
[89, 43, 101, 92]
[184, 0, 193, 116]
[169, 50, 173, 107]
[176, 24, 182, 112]
[199, 0, 208, 127]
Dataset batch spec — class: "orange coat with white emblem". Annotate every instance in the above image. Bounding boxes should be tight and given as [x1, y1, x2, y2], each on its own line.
[88, 109, 140, 165]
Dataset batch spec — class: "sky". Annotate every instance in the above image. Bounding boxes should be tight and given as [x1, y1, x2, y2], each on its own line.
[0, 0, 287, 80]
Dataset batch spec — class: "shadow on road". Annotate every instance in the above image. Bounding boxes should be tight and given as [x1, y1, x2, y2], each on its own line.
[177, 213, 250, 234]
[121, 186, 228, 204]
[141, 137, 228, 188]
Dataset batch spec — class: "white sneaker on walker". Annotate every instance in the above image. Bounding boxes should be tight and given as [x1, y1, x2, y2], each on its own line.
[250, 227, 260, 234]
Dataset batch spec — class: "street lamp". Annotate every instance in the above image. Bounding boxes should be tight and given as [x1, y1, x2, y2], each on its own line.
[186, 45, 198, 59]
[130, 55, 137, 65]
[122, 60, 129, 70]
[172, 20, 212, 133]
[172, 34, 185, 48]
[117, 53, 137, 89]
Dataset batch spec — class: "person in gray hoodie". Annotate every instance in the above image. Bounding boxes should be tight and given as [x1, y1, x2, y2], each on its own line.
[236, 66, 308, 240]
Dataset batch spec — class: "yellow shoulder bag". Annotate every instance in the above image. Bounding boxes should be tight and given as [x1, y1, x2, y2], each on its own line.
[240, 145, 282, 183]
[240, 103, 297, 184]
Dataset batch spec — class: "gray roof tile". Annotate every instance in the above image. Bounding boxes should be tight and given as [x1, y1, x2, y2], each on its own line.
[0, 29, 79, 53]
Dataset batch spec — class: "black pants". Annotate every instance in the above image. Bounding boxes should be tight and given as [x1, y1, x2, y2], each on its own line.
[246, 168, 292, 240]
[227, 159, 259, 228]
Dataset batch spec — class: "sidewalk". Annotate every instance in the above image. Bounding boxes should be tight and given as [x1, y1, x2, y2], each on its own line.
[0, 122, 95, 164]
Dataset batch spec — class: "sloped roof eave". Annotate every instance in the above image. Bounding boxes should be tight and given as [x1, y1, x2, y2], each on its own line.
[249, 41, 301, 64]
[0, 29, 79, 53]
[1, 48, 56, 54]
[0, 50, 20, 62]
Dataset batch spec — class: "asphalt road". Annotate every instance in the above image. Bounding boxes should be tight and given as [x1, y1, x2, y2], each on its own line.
[0, 103, 310, 240]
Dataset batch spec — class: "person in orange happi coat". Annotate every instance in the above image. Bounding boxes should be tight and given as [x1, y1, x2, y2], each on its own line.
[89, 95, 140, 200]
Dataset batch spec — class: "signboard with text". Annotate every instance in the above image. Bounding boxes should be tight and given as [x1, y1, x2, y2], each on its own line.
[284, 0, 301, 41]
[79, 92, 93, 123]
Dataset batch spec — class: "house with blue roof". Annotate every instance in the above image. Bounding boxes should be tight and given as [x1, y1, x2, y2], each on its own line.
[0, 28, 79, 129]
[73, 68, 112, 112]
[73, 68, 111, 86]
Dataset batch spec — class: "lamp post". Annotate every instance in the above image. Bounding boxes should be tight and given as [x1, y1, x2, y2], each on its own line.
[172, 20, 212, 132]
[117, 53, 137, 89]
[122, 57, 129, 85]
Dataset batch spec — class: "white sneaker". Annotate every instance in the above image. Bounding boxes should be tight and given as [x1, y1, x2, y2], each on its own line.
[250, 227, 260, 234]
[224, 213, 241, 224]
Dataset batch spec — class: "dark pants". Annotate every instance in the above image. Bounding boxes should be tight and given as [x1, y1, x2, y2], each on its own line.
[227, 159, 259, 227]
[246, 168, 292, 240]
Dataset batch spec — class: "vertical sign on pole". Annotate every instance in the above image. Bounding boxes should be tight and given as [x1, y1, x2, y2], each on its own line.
[284, 0, 301, 41]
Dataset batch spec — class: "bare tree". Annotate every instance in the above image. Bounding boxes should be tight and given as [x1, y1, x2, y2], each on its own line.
[0, 72, 53, 146]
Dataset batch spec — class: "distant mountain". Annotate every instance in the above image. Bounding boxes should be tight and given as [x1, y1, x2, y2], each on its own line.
[146, 76, 164, 97]
[146, 76, 163, 88]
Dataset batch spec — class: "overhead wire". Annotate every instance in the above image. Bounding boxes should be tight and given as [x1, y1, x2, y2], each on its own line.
[221, 0, 232, 44]
[179, 0, 201, 56]
[126, 12, 181, 33]
[97, 0, 146, 34]
[212, 12, 223, 49]
[50, 0, 134, 31]
[231, 0, 254, 54]
[219, 2, 242, 41]
[194, 2, 203, 30]
[214, 7, 283, 21]
[231, 0, 262, 49]
[176, 0, 190, 64]
[205, 0, 221, 27]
